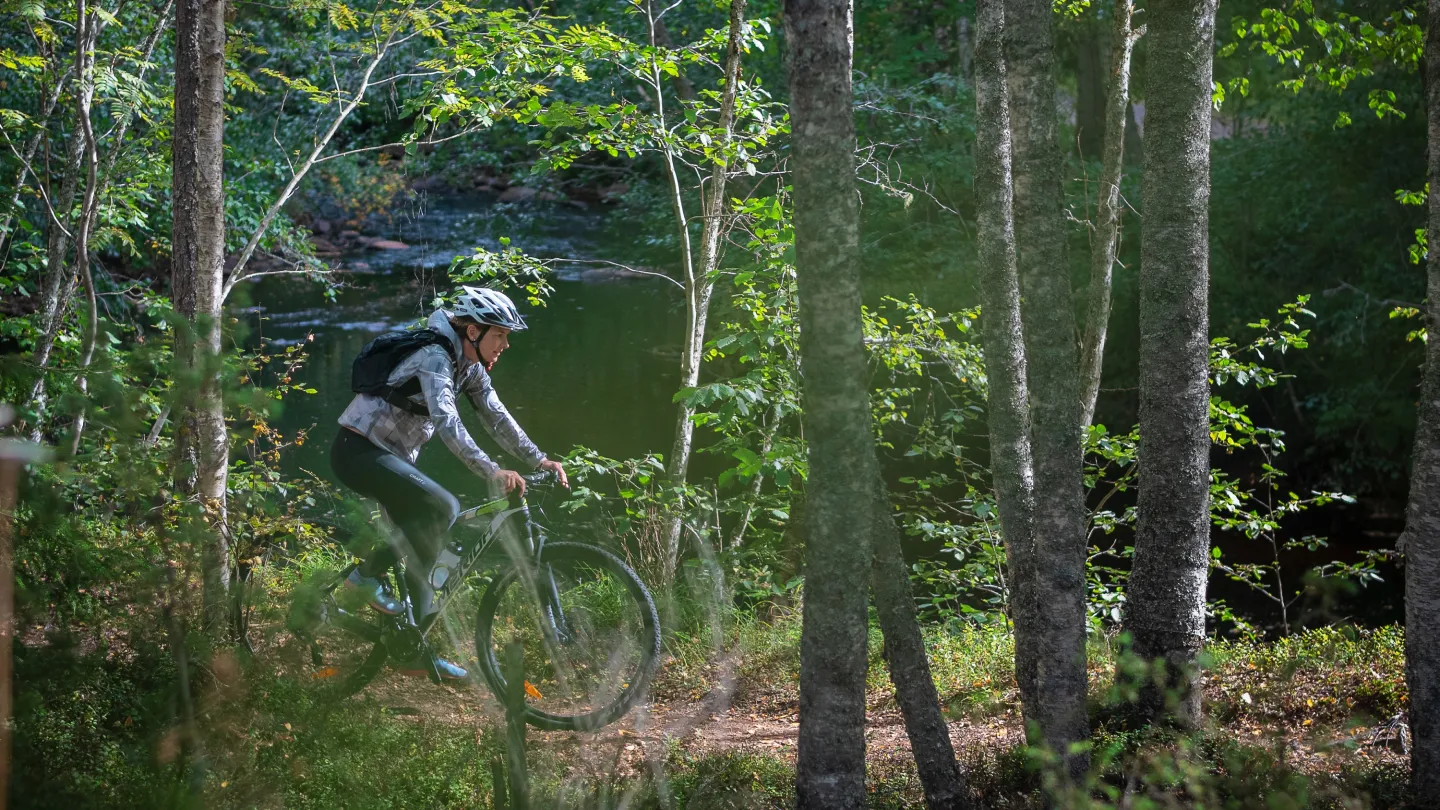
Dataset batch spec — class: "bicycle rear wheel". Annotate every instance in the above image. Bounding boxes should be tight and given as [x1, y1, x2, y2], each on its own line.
[290, 571, 390, 702]
[474, 542, 660, 731]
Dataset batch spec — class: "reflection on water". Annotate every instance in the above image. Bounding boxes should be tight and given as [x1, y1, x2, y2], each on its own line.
[238, 195, 685, 500]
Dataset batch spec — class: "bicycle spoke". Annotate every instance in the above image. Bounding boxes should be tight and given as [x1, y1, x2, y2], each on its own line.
[481, 545, 656, 724]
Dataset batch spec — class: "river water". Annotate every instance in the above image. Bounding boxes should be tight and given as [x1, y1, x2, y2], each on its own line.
[240, 194, 685, 494]
[237, 193, 1403, 629]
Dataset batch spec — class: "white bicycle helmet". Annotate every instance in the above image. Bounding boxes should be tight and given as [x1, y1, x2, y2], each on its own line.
[451, 285, 527, 331]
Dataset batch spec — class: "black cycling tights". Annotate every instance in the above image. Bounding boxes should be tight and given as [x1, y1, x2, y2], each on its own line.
[330, 428, 459, 624]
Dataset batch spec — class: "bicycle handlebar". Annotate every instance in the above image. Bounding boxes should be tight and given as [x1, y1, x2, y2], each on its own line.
[503, 469, 561, 506]
[522, 469, 559, 488]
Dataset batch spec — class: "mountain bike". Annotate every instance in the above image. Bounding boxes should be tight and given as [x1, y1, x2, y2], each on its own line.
[289, 469, 661, 732]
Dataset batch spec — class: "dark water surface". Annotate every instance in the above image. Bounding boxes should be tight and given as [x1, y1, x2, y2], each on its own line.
[240, 195, 685, 498]
[235, 195, 1403, 630]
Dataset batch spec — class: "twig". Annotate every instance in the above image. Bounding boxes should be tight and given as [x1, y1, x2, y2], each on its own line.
[543, 257, 683, 289]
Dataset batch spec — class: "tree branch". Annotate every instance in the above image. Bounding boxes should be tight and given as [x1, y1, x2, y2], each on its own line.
[222, 26, 399, 300]
[1079, 0, 1143, 428]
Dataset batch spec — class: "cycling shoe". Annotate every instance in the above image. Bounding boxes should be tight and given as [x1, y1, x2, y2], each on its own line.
[396, 655, 469, 681]
[343, 569, 404, 615]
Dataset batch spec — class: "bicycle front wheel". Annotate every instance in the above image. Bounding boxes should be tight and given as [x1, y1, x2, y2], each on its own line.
[475, 542, 661, 731]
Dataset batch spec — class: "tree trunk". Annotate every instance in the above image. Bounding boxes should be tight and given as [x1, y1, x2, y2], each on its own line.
[652, 17, 699, 103]
[872, 486, 971, 810]
[67, 0, 102, 458]
[23, 20, 96, 440]
[660, 0, 746, 582]
[1078, 0, 1142, 429]
[18, 4, 174, 443]
[1122, 0, 1217, 729]
[1074, 21, 1106, 160]
[1002, 0, 1090, 779]
[955, 16, 973, 84]
[1403, 3, 1440, 803]
[173, 0, 231, 632]
[784, 0, 872, 804]
[971, 0, 1040, 741]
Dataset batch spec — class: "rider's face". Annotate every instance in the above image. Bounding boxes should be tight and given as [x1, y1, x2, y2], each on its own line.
[472, 325, 510, 370]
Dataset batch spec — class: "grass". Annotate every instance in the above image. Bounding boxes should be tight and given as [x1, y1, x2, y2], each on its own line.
[1204, 625, 1408, 730]
[12, 563, 1416, 810]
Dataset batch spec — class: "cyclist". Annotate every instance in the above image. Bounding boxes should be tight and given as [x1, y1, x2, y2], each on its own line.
[330, 286, 568, 679]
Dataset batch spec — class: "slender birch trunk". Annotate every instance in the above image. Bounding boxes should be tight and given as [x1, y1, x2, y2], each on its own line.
[1078, 0, 1142, 429]
[173, 0, 231, 631]
[72, 1, 176, 452]
[1402, 3, 1440, 803]
[23, 20, 97, 440]
[1124, 0, 1217, 728]
[784, 0, 872, 803]
[68, 0, 102, 457]
[1002, 0, 1089, 778]
[971, 0, 1039, 737]
[20, 1, 174, 438]
[729, 413, 774, 549]
[659, 0, 746, 581]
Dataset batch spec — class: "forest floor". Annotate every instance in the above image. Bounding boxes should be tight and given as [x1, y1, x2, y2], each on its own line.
[260, 617, 1411, 803]
[14, 609, 1414, 808]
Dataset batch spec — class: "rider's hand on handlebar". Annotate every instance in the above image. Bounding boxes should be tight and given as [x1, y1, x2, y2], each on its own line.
[538, 458, 569, 489]
[493, 469, 526, 496]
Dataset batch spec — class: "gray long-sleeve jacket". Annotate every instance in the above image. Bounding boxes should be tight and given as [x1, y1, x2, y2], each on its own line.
[338, 309, 546, 477]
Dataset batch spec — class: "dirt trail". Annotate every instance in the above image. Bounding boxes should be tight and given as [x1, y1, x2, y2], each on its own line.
[344, 652, 1027, 780]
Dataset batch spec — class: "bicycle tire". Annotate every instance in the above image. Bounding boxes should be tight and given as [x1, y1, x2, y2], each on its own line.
[297, 577, 391, 703]
[475, 542, 661, 731]
[316, 627, 388, 702]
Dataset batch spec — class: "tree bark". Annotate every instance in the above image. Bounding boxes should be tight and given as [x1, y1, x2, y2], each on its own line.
[1074, 21, 1106, 160]
[1078, 0, 1142, 429]
[1123, 0, 1217, 729]
[1002, 0, 1090, 779]
[0, 454, 19, 808]
[1403, 3, 1440, 803]
[971, 0, 1039, 740]
[872, 487, 971, 810]
[955, 16, 973, 84]
[67, 0, 103, 458]
[659, 0, 746, 582]
[784, 0, 872, 803]
[173, 0, 231, 631]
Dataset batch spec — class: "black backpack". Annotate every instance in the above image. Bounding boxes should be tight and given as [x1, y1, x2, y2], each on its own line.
[350, 328, 457, 417]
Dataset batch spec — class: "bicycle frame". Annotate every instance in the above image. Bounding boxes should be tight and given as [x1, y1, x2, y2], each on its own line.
[420, 490, 570, 643]
[308, 478, 573, 686]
